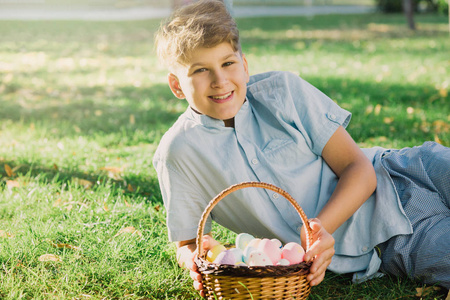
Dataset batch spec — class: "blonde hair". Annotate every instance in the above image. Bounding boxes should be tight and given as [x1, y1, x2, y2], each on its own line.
[155, 0, 241, 69]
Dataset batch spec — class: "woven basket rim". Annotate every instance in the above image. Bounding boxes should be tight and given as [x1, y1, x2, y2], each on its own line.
[196, 256, 312, 278]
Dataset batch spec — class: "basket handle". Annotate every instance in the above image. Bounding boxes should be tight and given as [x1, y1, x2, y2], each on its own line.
[196, 181, 313, 258]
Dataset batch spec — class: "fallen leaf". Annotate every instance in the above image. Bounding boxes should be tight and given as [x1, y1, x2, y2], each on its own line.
[434, 135, 443, 145]
[103, 202, 109, 211]
[53, 198, 62, 207]
[38, 254, 61, 262]
[415, 286, 441, 297]
[365, 105, 374, 115]
[127, 184, 134, 192]
[0, 230, 14, 238]
[129, 114, 135, 125]
[48, 241, 81, 251]
[100, 166, 122, 173]
[374, 104, 382, 116]
[100, 166, 123, 180]
[154, 205, 160, 212]
[6, 180, 20, 189]
[72, 178, 93, 189]
[4, 164, 14, 177]
[53, 163, 59, 171]
[114, 226, 142, 238]
[433, 120, 449, 134]
[124, 199, 131, 207]
[383, 117, 394, 124]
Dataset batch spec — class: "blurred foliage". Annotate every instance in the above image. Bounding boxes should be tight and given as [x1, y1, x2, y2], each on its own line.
[376, 0, 449, 13]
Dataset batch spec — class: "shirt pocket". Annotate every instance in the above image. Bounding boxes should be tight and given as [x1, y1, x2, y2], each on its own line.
[261, 139, 293, 154]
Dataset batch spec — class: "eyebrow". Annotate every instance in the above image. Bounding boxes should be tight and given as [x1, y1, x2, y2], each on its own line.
[189, 53, 238, 71]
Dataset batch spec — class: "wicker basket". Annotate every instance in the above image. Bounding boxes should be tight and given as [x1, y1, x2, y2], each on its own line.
[195, 181, 313, 300]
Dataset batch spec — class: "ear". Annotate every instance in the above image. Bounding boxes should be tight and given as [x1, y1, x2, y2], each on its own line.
[168, 73, 185, 99]
[241, 53, 250, 83]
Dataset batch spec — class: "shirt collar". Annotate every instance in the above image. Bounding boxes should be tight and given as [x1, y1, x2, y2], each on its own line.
[185, 99, 251, 129]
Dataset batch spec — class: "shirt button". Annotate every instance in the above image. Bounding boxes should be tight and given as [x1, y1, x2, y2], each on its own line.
[251, 158, 259, 165]
[362, 246, 369, 252]
[328, 113, 337, 121]
[272, 193, 279, 199]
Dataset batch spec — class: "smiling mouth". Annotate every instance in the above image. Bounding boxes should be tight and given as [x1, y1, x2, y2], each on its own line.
[209, 91, 233, 103]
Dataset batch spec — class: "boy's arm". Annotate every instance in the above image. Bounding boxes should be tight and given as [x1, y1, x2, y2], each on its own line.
[319, 125, 377, 234]
[301, 125, 377, 286]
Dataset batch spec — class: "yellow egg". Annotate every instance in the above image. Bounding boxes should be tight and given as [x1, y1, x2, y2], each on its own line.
[206, 244, 226, 262]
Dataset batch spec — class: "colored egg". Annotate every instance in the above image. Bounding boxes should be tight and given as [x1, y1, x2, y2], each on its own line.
[248, 250, 273, 267]
[247, 238, 261, 249]
[257, 238, 282, 265]
[206, 244, 226, 262]
[243, 246, 257, 264]
[281, 242, 305, 265]
[235, 233, 255, 250]
[228, 247, 244, 263]
[235, 261, 248, 267]
[271, 238, 283, 249]
[276, 259, 290, 266]
[213, 249, 237, 265]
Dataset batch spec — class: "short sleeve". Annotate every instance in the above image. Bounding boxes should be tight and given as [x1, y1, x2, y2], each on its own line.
[248, 71, 351, 156]
[283, 72, 351, 155]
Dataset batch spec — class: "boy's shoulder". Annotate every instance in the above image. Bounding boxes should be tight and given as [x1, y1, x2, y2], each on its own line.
[153, 111, 192, 162]
[248, 70, 300, 87]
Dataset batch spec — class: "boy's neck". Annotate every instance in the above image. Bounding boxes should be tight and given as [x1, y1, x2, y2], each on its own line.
[223, 118, 235, 128]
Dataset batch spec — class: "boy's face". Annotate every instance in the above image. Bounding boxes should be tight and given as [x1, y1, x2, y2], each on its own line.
[168, 42, 249, 124]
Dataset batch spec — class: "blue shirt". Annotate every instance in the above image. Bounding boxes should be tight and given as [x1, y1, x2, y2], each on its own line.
[153, 71, 413, 282]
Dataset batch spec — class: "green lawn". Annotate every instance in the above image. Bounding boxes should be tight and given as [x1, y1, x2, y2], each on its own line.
[0, 12, 449, 299]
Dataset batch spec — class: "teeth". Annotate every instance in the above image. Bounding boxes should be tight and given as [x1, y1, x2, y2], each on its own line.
[211, 92, 232, 100]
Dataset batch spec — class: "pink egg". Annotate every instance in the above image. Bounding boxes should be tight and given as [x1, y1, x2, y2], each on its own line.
[281, 242, 305, 265]
[257, 238, 282, 265]
[271, 238, 283, 249]
[247, 238, 261, 249]
[248, 250, 273, 266]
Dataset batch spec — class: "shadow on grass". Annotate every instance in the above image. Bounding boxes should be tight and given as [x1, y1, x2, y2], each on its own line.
[0, 159, 163, 205]
[0, 83, 181, 142]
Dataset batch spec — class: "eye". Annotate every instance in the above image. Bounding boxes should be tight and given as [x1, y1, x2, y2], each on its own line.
[193, 68, 207, 74]
[223, 61, 235, 67]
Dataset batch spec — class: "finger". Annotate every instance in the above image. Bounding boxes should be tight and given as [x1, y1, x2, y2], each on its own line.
[304, 234, 334, 262]
[308, 256, 332, 280]
[202, 235, 220, 250]
[190, 268, 202, 282]
[193, 279, 203, 291]
[309, 269, 326, 286]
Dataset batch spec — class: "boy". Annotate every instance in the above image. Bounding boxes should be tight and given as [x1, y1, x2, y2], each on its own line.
[153, 0, 450, 296]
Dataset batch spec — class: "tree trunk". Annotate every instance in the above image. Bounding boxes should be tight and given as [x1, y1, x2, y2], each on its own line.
[403, 0, 416, 30]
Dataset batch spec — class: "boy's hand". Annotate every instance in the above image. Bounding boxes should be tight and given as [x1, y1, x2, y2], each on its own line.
[301, 218, 335, 286]
[176, 235, 219, 297]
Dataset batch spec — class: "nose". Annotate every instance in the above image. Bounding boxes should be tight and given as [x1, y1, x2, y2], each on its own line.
[211, 69, 227, 89]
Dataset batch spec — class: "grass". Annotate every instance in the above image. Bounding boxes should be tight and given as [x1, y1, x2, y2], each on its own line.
[0, 12, 449, 299]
